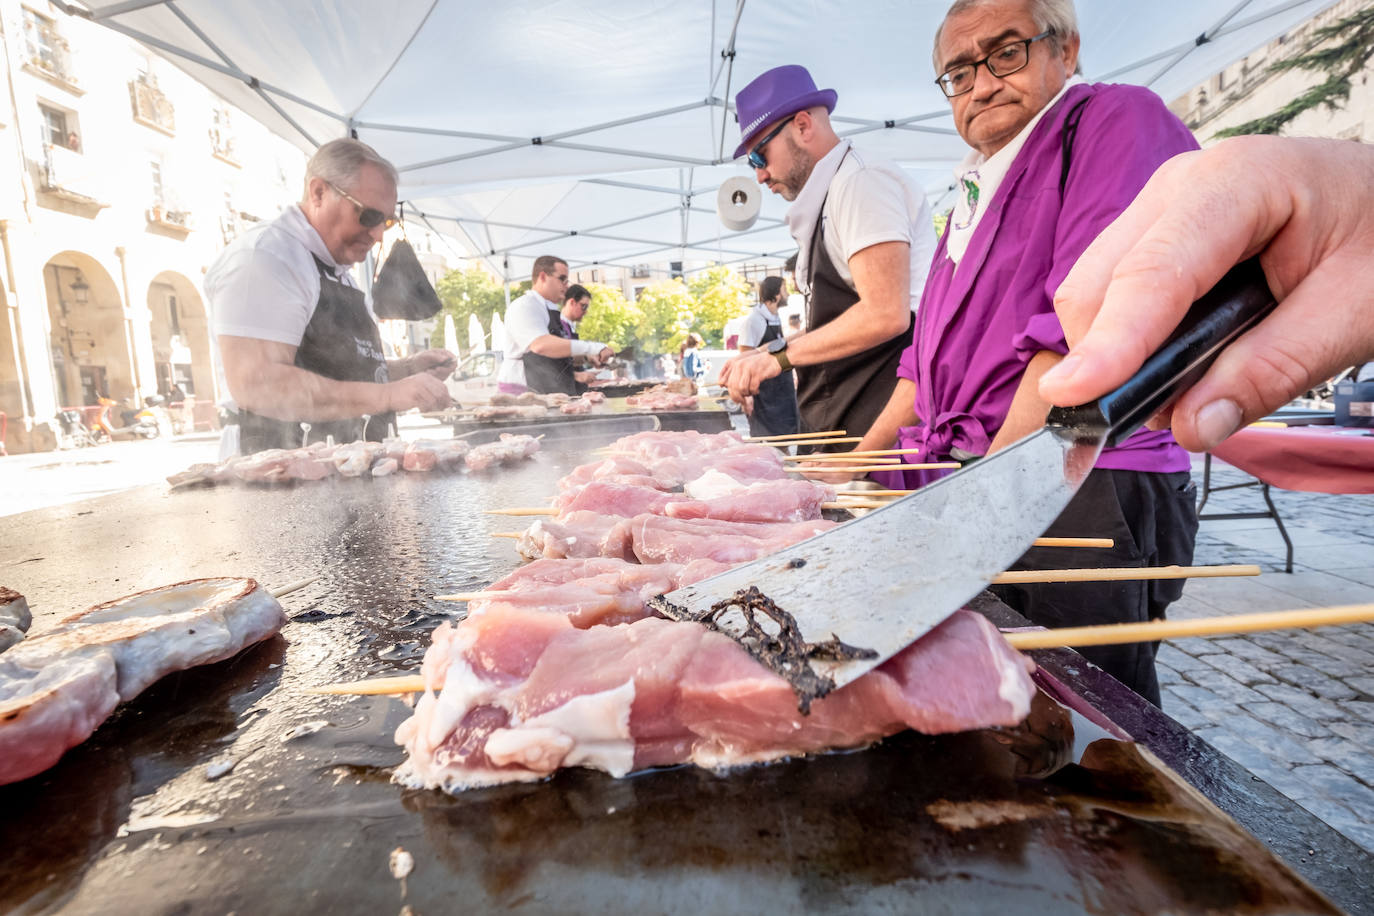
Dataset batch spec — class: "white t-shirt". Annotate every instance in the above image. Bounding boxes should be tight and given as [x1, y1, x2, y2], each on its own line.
[739, 302, 781, 348]
[496, 289, 560, 388]
[205, 203, 365, 412]
[787, 141, 935, 311]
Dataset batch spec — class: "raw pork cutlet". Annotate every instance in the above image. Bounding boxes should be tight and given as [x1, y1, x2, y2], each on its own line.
[516, 511, 629, 561]
[559, 397, 595, 415]
[514, 513, 833, 564]
[0, 587, 31, 652]
[470, 558, 684, 628]
[662, 479, 835, 523]
[609, 429, 745, 462]
[625, 392, 699, 410]
[624, 515, 836, 564]
[394, 607, 1035, 792]
[466, 434, 541, 471]
[557, 456, 677, 493]
[0, 578, 285, 786]
[554, 481, 676, 517]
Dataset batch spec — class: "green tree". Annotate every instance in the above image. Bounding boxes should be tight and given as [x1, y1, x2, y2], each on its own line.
[685, 264, 754, 347]
[577, 283, 641, 351]
[632, 280, 694, 355]
[1214, 8, 1374, 139]
[429, 267, 508, 351]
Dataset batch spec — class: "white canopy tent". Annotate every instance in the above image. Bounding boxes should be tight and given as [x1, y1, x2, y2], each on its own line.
[60, 0, 1336, 279]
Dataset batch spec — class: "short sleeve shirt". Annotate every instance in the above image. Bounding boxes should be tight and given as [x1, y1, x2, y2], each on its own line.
[739, 303, 779, 348]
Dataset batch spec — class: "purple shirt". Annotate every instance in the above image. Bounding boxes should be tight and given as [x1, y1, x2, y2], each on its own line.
[886, 83, 1196, 490]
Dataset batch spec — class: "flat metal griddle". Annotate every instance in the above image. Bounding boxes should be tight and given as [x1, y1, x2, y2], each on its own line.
[1, 429, 1369, 915]
[448, 396, 732, 437]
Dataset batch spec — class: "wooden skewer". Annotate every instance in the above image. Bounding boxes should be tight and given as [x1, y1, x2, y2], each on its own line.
[1004, 602, 1374, 650]
[791, 462, 961, 473]
[485, 507, 557, 516]
[762, 437, 865, 448]
[492, 531, 523, 538]
[992, 564, 1259, 585]
[834, 489, 914, 497]
[310, 601, 1374, 696]
[783, 447, 928, 460]
[798, 455, 903, 464]
[1030, 537, 1114, 548]
[1248, 420, 1288, 428]
[306, 675, 427, 696]
[269, 576, 318, 598]
[745, 429, 847, 441]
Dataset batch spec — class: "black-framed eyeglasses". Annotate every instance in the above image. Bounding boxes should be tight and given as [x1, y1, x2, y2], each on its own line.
[326, 181, 397, 230]
[746, 115, 795, 169]
[934, 30, 1053, 98]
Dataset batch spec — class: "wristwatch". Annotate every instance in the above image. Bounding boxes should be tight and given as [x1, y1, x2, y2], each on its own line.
[766, 336, 792, 372]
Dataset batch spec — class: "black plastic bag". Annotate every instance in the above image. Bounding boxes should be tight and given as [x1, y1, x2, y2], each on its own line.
[372, 239, 442, 320]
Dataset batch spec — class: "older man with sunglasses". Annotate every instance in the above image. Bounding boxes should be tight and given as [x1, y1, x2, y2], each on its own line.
[208, 138, 454, 455]
[718, 66, 935, 447]
[822, 0, 1200, 705]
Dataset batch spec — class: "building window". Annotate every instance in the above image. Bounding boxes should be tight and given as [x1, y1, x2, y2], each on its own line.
[168, 294, 181, 336]
[150, 159, 165, 205]
[39, 103, 68, 148]
[22, 8, 77, 86]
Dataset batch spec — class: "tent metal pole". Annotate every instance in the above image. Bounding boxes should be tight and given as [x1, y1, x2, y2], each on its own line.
[163, 1, 321, 146]
[1144, 0, 1253, 87]
[52, 3, 346, 125]
[540, 100, 712, 143]
[88, 0, 173, 18]
[541, 140, 715, 166]
[353, 122, 524, 143]
[349, 0, 441, 121]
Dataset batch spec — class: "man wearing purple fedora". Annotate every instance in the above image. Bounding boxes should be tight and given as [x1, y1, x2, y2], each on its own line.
[718, 65, 935, 447]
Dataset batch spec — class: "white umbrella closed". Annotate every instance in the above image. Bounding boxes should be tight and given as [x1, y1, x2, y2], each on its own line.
[490, 313, 506, 353]
[444, 313, 457, 355]
[468, 314, 484, 353]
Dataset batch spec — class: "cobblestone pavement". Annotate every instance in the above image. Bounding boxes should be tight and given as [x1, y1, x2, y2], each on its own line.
[1159, 455, 1374, 854]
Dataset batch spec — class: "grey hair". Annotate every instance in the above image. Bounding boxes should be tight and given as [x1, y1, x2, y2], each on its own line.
[304, 138, 399, 195]
[933, 0, 1080, 73]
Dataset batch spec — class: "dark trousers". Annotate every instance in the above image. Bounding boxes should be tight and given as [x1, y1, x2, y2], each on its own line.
[990, 468, 1198, 707]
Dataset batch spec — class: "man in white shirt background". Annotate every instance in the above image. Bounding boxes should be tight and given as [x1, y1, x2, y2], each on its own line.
[207, 139, 453, 455]
[496, 256, 612, 395]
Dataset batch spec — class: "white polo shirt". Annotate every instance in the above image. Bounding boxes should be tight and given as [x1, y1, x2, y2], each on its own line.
[786, 140, 935, 311]
[496, 289, 561, 388]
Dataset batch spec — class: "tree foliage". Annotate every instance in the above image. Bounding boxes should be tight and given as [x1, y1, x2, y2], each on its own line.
[576, 283, 640, 351]
[1214, 8, 1374, 139]
[430, 267, 504, 350]
[685, 265, 754, 347]
[632, 280, 694, 355]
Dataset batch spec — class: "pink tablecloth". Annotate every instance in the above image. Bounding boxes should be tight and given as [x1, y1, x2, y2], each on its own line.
[1211, 425, 1374, 495]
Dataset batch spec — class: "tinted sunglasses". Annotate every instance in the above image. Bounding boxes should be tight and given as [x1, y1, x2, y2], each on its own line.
[327, 181, 398, 230]
[746, 115, 795, 169]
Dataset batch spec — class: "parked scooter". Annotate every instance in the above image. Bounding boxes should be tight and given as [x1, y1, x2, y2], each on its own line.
[94, 396, 159, 441]
[55, 408, 99, 448]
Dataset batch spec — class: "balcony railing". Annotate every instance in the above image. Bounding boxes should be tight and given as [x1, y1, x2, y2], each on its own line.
[42, 144, 102, 202]
[23, 18, 80, 92]
[130, 75, 176, 135]
[148, 202, 193, 236]
[209, 125, 239, 165]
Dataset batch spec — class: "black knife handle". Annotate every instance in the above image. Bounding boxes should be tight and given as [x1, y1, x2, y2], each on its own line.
[1046, 257, 1277, 447]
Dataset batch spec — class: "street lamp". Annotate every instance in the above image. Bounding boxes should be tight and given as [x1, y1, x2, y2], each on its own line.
[70, 271, 89, 305]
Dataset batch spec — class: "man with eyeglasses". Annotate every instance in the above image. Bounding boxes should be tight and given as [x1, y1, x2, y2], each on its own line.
[718, 65, 935, 448]
[823, 0, 1200, 706]
[207, 138, 454, 455]
[495, 257, 613, 395]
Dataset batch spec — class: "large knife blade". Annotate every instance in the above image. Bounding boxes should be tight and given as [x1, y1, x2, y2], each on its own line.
[650, 259, 1276, 708]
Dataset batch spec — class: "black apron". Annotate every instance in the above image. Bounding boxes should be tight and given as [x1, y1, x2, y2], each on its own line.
[747, 312, 800, 438]
[522, 305, 581, 395]
[797, 181, 912, 452]
[237, 255, 395, 455]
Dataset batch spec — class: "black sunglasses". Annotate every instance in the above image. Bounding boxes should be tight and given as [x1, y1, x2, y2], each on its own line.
[746, 115, 795, 169]
[327, 181, 397, 230]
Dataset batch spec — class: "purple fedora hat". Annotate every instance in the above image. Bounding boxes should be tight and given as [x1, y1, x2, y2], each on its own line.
[732, 65, 837, 160]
